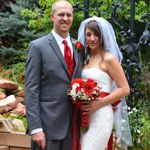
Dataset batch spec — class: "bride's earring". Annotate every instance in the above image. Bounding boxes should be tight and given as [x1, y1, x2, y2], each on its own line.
[86, 43, 89, 48]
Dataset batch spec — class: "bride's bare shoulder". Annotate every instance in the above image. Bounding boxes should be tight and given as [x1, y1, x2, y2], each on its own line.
[103, 52, 117, 63]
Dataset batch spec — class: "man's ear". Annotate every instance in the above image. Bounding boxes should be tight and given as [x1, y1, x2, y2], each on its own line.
[50, 13, 54, 22]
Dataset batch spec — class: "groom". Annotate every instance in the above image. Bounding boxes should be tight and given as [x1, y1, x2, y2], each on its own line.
[25, 0, 83, 149]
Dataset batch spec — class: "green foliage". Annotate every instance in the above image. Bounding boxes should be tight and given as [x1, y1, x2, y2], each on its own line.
[0, 46, 25, 67]
[0, 0, 46, 66]
[0, 62, 25, 87]
[135, 1, 149, 20]
[128, 104, 150, 150]
[140, 113, 150, 149]
[127, 46, 150, 149]
[39, 0, 54, 8]
[21, 0, 55, 32]
[137, 39, 150, 105]
[20, 0, 149, 39]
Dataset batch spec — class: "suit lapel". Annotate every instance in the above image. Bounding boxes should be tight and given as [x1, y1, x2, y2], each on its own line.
[47, 33, 79, 79]
[48, 33, 70, 78]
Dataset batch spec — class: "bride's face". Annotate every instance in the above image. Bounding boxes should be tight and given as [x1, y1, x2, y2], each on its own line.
[85, 27, 101, 51]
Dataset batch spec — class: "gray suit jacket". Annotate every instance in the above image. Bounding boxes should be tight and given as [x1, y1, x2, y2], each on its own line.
[25, 33, 83, 140]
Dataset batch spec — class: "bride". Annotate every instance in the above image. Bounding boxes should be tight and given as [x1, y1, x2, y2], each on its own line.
[78, 16, 130, 150]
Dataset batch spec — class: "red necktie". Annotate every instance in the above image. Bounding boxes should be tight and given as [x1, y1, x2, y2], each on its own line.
[63, 40, 75, 78]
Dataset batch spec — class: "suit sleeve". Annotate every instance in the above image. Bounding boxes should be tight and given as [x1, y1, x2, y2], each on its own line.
[25, 42, 42, 131]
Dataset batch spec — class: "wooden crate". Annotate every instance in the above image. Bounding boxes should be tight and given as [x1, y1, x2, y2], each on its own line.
[0, 132, 31, 150]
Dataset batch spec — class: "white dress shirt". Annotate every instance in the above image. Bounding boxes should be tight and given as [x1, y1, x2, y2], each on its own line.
[52, 29, 74, 56]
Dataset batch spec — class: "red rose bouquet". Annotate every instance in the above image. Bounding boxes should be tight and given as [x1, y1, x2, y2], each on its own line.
[68, 78, 101, 132]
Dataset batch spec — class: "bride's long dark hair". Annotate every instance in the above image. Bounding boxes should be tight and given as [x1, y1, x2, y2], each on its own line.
[84, 20, 108, 65]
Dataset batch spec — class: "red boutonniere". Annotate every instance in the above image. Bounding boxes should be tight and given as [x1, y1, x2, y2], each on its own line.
[75, 41, 84, 52]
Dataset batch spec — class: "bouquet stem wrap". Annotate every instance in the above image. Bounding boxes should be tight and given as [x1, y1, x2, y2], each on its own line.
[72, 100, 90, 132]
[80, 109, 89, 132]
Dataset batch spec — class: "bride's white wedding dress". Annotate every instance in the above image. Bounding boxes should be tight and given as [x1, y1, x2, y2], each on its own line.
[81, 68, 114, 150]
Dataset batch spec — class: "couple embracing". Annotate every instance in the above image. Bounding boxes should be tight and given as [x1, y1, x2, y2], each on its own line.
[25, 0, 132, 150]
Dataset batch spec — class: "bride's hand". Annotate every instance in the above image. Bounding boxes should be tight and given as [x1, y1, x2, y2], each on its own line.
[90, 98, 106, 112]
[80, 101, 92, 112]
[80, 98, 105, 113]
[90, 100, 101, 112]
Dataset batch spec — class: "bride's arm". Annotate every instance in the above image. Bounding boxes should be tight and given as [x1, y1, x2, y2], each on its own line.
[91, 54, 130, 112]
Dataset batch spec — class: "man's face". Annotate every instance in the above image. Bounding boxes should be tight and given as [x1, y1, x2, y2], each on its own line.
[51, 4, 73, 36]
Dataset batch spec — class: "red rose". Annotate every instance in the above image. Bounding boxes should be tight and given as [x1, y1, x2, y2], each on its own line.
[71, 78, 84, 86]
[82, 81, 96, 95]
[75, 41, 83, 52]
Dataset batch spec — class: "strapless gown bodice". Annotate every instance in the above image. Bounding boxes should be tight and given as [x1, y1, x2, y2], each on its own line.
[81, 68, 114, 150]
[81, 68, 112, 93]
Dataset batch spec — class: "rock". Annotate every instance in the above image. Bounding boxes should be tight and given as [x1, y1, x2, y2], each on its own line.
[16, 96, 24, 103]
[0, 78, 18, 90]
[0, 118, 16, 132]
[12, 119, 26, 132]
[0, 91, 6, 100]
[13, 102, 26, 116]
[0, 95, 17, 114]
[5, 89, 19, 96]
[16, 90, 24, 97]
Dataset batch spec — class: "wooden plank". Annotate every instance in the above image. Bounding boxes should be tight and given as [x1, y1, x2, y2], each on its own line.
[0, 146, 9, 150]
[0, 132, 31, 148]
[10, 147, 30, 150]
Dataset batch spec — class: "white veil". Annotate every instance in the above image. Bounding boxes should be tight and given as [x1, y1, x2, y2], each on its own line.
[78, 16, 133, 148]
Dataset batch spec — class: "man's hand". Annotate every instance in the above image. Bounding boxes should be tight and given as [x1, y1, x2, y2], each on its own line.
[31, 131, 46, 149]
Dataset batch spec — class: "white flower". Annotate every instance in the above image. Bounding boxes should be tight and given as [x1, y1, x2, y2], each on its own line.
[92, 90, 96, 94]
[82, 94, 88, 100]
[128, 111, 133, 115]
[70, 89, 76, 95]
[127, 106, 131, 110]
[137, 138, 141, 143]
[72, 83, 80, 90]
[137, 129, 140, 134]
[133, 107, 138, 112]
